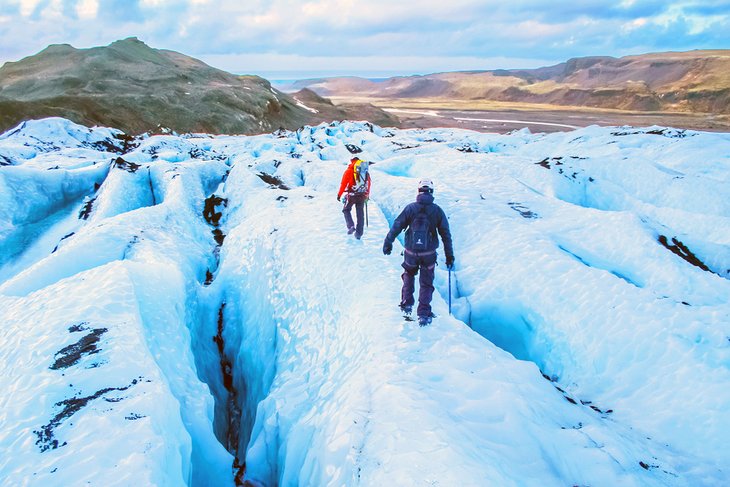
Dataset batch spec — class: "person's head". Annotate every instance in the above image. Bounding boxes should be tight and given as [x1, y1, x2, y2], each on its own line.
[418, 179, 434, 194]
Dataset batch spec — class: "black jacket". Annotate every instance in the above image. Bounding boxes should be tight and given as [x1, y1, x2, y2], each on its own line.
[384, 192, 454, 260]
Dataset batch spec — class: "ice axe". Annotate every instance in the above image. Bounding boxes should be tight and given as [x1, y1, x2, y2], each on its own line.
[448, 267, 452, 315]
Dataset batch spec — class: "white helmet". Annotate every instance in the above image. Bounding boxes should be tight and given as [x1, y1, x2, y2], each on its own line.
[418, 179, 434, 193]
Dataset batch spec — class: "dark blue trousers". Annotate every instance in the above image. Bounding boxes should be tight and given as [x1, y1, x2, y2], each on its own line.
[400, 250, 437, 317]
[342, 193, 366, 237]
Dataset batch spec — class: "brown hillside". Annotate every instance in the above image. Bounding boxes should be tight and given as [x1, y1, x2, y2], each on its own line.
[291, 50, 730, 114]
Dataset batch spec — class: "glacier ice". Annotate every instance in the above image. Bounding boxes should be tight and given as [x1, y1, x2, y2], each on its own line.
[1, 118, 729, 486]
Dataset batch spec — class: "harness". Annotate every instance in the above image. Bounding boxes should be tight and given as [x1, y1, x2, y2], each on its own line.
[404, 249, 436, 257]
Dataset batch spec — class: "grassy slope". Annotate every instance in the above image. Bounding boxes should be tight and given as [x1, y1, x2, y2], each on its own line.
[0, 38, 398, 134]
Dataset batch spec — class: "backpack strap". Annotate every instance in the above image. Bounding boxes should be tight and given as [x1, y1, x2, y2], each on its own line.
[416, 203, 437, 227]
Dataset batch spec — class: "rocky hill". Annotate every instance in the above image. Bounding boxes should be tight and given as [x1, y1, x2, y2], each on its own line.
[0, 38, 397, 134]
[289, 50, 730, 114]
[289, 88, 398, 127]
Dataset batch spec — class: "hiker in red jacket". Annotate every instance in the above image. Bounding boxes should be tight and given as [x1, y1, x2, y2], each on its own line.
[337, 157, 371, 239]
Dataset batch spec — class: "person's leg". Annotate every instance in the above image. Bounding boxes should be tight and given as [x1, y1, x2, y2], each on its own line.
[342, 195, 355, 232]
[354, 196, 365, 238]
[400, 253, 418, 310]
[416, 252, 437, 318]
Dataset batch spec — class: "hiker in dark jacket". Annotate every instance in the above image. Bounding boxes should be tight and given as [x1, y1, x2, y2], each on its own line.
[382, 179, 454, 326]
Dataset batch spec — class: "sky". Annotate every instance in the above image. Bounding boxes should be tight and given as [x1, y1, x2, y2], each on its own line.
[0, 0, 729, 79]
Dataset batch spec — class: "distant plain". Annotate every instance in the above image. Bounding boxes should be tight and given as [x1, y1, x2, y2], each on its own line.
[327, 96, 730, 133]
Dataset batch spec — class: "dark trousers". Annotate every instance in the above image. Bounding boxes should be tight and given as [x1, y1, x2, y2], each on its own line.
[342, 193, 366, 237]
[401, 250, 437, 317]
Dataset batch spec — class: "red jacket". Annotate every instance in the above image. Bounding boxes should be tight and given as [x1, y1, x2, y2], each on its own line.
[338, 159, 371, 199]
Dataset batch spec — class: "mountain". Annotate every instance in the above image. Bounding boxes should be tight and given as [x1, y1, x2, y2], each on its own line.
[0, 38, 398, 134]
[288, 88, 399, 127]
[289, 50, 730, 114]
[1, 117, 729, 486]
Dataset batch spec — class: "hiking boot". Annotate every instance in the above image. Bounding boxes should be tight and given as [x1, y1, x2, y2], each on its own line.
[399, 304, 412, 315]
[418, 315, 433, 327]
[347, 226, 356, 235]
[354, 232, 362, 240]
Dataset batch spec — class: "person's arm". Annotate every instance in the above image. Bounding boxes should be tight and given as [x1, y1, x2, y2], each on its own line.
[383, 206, 410, 254]
[337, 168, 351, 200]
[365, 173, 372, 198]
[437, 207, 455, 266]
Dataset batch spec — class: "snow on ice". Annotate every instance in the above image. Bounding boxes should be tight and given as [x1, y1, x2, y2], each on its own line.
[0, 117, 728, 486]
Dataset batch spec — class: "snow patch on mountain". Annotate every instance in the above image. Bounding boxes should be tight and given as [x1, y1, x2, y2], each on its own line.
[293, 97, 319, 114]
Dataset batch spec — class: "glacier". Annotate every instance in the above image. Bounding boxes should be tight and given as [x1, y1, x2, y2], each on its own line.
[0, 117, 728, 486]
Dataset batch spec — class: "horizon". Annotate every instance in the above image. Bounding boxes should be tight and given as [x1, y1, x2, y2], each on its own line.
[1, 1, 728, 80]
[197, 52, 565, 81]
[202, 46, 730, 81]
[4, 39, 727, 83]
[0, 36, 563, 80]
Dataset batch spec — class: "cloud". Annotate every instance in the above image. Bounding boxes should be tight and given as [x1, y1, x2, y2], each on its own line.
[615, 12, 730, 52]
[73, 0, 98, 19]
[97, 0, 146, 23]
[680, 0, 730, 16]
[0, 0, 728, 75]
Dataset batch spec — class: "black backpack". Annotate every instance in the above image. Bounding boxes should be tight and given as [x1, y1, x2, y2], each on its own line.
[410, 204, 434, 251]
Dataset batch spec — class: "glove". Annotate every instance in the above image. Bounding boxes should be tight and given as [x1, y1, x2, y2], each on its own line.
[383, 241, 392, 255]
[336, 195, 341, 202]
[445, 256, 455, 270]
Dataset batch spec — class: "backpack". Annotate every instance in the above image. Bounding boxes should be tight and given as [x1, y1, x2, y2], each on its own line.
[352, 159, 369, 193]
[410, 204, 434, 251]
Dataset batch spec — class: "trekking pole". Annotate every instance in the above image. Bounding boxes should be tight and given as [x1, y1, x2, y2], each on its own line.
[448, 268, 452, 315]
